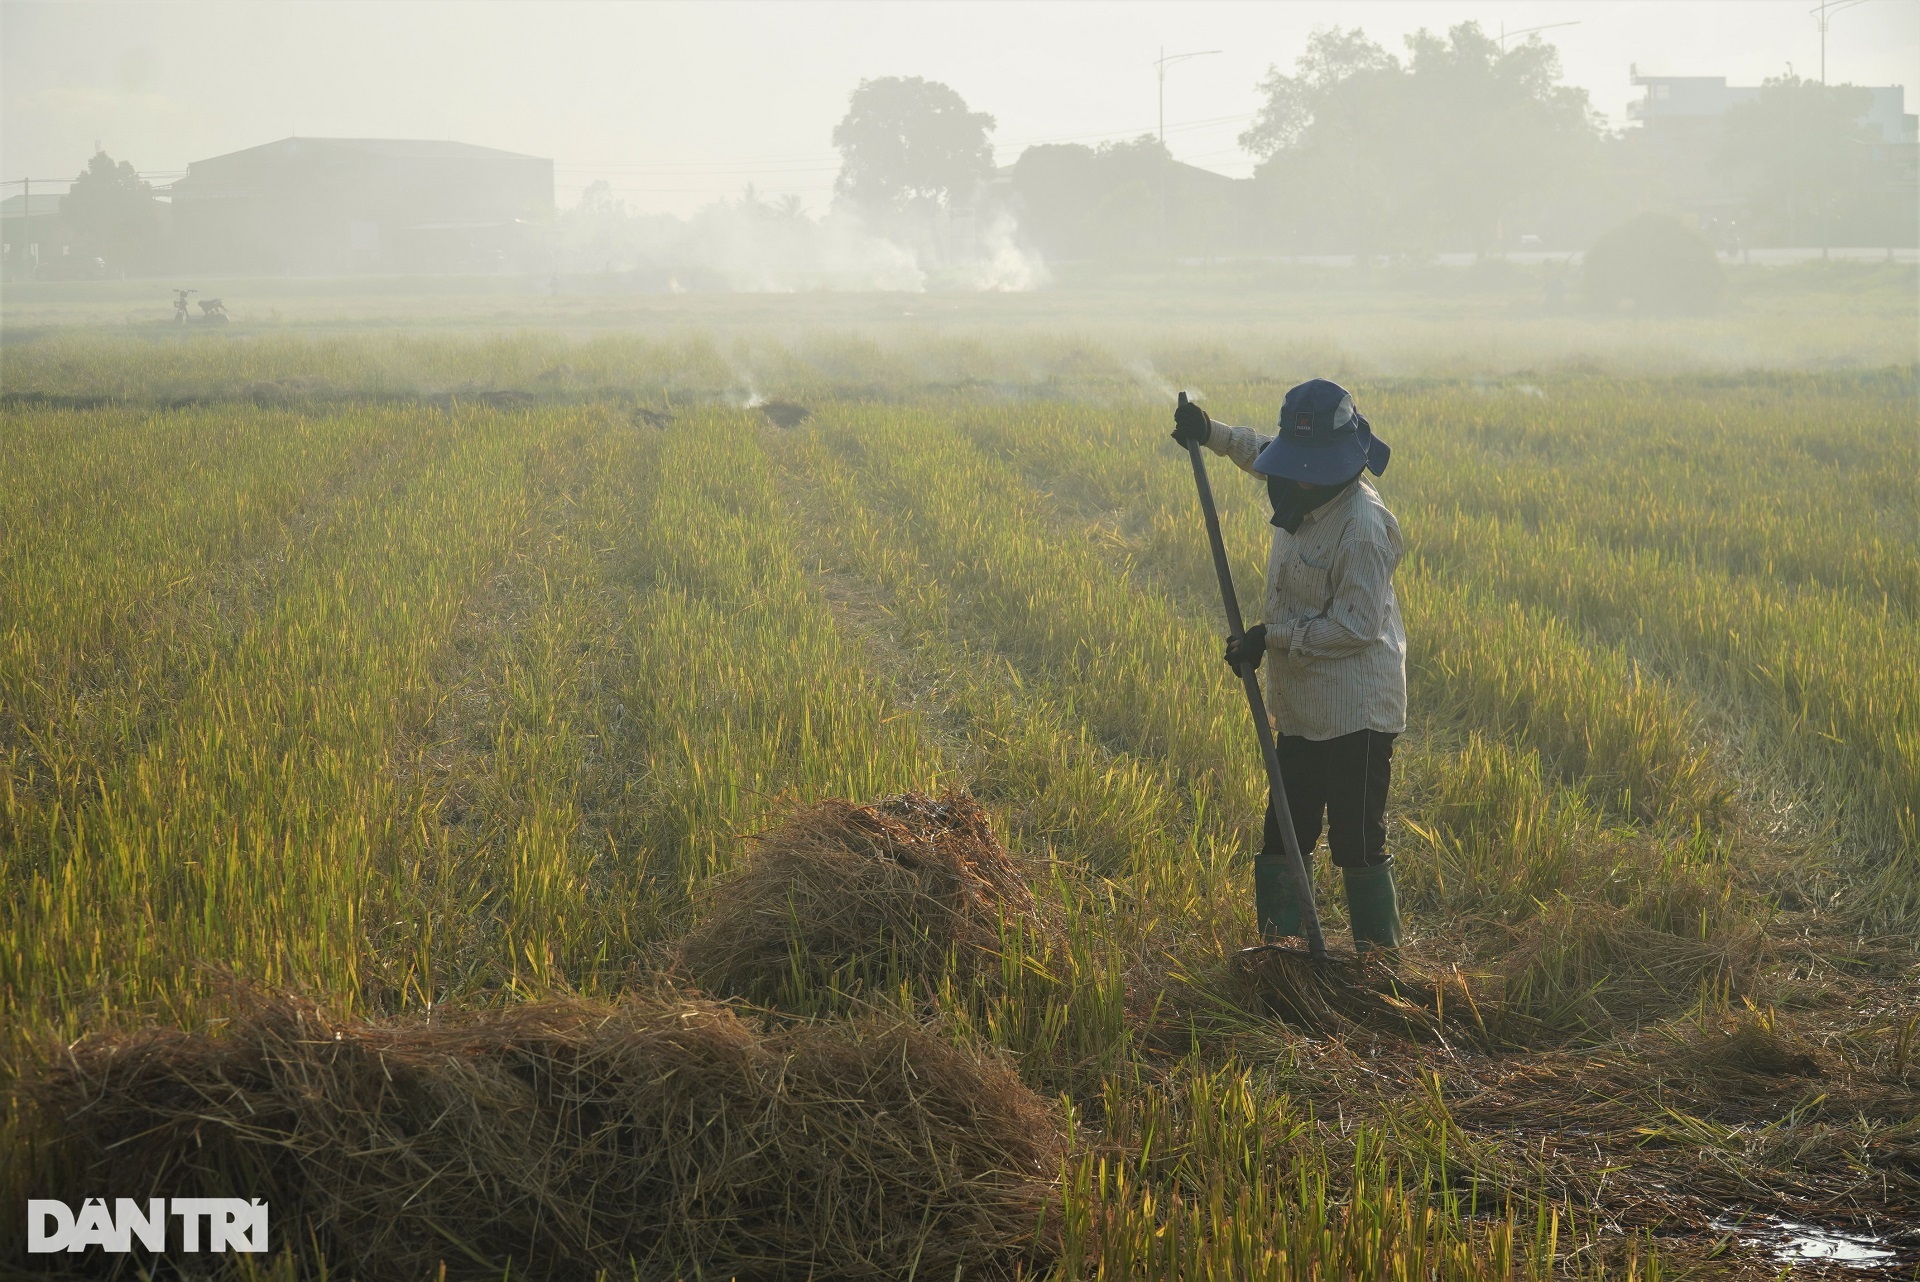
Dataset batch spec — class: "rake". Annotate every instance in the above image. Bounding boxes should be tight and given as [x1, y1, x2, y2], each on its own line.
[1178, 392, 1328, 961]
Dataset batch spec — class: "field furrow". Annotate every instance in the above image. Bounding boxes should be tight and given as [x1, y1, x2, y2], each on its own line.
[802, 408, 1263, 831]
[606, 413, 938, 888]
[1, 406, 406, 781]
[769, 421, 1245, 932]
[950, 402, 1736, 831]
[2, 406, 550, 1037]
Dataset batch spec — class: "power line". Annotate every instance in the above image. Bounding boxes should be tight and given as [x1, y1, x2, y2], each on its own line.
[17, 109, 1263, 199]
[550, 111, 1259, 183]
[14, 110, 1265, 214]
[1000, 111, 1256, 154]
[555, 163, 841, 178]
[1497, 20, 1578, 51]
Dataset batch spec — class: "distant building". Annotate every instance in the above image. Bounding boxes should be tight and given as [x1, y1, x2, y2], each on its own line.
[1628, 75, 1758, 125]
[166, 137, 554, 273]
[1, 192, 67, 277]
[0, 191, 67, 223]
[1007, 145, 1255, 261]
[1629, 74, 1917, 146]
[1623, 73, 1916, 246]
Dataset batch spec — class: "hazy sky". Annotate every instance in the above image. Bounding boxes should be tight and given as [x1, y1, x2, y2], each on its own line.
[4, 1, 1916, 216]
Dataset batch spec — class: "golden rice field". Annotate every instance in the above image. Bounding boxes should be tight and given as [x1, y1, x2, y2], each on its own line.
[2, 325, 1916, 1279]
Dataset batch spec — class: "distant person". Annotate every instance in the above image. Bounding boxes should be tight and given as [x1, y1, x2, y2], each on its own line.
[1172, 380, 1405, 954]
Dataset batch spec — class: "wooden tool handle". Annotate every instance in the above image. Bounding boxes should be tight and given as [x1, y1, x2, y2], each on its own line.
[1182, 424, 1327, 958]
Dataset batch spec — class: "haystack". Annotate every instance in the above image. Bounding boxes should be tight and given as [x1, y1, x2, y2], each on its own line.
[16, 994, 1062, 1281]
[680, 791, 1055, 1009]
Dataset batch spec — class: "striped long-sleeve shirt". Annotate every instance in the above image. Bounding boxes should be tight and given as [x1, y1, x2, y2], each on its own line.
[1205, 421, 1407, 740]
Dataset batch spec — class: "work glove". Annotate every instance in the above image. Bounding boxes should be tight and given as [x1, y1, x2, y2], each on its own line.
[1171, 392, 1212, 448]
[1224, 623, 1268, 671]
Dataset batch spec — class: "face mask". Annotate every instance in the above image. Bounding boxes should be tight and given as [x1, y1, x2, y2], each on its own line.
[1267, 473, 1356, 533]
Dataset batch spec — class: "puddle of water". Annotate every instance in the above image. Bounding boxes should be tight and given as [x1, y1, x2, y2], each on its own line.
[1711, 1214, 1898, 1269]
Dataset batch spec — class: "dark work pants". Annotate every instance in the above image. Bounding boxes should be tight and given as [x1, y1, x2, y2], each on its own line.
[1261, 729, 1396, 870]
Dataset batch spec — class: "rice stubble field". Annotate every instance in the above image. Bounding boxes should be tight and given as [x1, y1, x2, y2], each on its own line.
[2, 318, 1916, 1279]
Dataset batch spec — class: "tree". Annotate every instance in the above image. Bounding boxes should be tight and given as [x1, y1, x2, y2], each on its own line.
[1242, 24, 1598, 256]
[574, 178, 625, 219]
[1720, 77, 1883, 248]
[62, 151, 161, 271]
[1012, 136, 1175, 261]
[557, 179, 633, 273]
[832, 76, 995, 246]
[1240, 27, 1396, 159]
[734, 184, 808, 224]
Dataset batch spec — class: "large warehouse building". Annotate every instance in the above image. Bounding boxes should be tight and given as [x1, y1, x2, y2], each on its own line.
[167, 137, 553, 273]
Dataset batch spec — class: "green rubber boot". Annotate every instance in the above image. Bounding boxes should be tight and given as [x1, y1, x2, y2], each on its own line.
[1254, 855, 1307, 941]
[1343, 861, 1403, 955]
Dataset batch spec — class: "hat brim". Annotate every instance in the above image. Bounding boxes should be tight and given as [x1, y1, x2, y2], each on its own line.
[1365, 433, 1391, 476]
[1252, 432, 1378, 485]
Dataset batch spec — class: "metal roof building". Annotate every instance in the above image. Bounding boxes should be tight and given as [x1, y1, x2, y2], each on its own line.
[167, 137, 553, 273]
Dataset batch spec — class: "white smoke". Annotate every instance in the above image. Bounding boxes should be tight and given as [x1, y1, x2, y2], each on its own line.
[950, 211, 1049, 293]
[556, 183, 1046, 295]
[684, 202, 926, 292]
[1124, 358, 1181, 401]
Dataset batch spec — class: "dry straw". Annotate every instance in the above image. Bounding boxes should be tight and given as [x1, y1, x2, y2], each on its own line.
[17, 993, 1064, 1281]
[1226, 945, 1485, 1044]
[679, 791, 1058, 1009]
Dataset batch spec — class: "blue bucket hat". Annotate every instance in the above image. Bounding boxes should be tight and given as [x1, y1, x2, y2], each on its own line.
[1252, 378, 1391, 486]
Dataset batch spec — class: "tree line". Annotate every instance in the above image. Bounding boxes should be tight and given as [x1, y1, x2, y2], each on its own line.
[836, 23, 1915, 262]
[22, 21, 1916, 278]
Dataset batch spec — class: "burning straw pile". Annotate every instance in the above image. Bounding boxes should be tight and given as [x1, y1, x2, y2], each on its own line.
[17, 993, 1063, 1281]
[680, 791, 1058, 1008]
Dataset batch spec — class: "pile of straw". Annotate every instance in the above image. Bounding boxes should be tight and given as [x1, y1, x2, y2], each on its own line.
[19, 993, 1063, 1281]
[1227, 946, 1473, 1042]
[680, 791, 1055, 1008]
[1496, 896, 1766, 1032]
[1664, 1011, 1824, 1083]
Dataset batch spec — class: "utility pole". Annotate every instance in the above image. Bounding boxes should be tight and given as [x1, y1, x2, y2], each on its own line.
[5, 176, 53, 280]
[1810, 0, 1870, 85]
[1808, 1, 1868, 258]
[1156, 46, 1220, 149]
[1154, 47, 1220, 262]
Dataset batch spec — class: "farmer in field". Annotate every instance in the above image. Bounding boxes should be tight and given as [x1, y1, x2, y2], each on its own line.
[1172, 380, 1405, 953]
